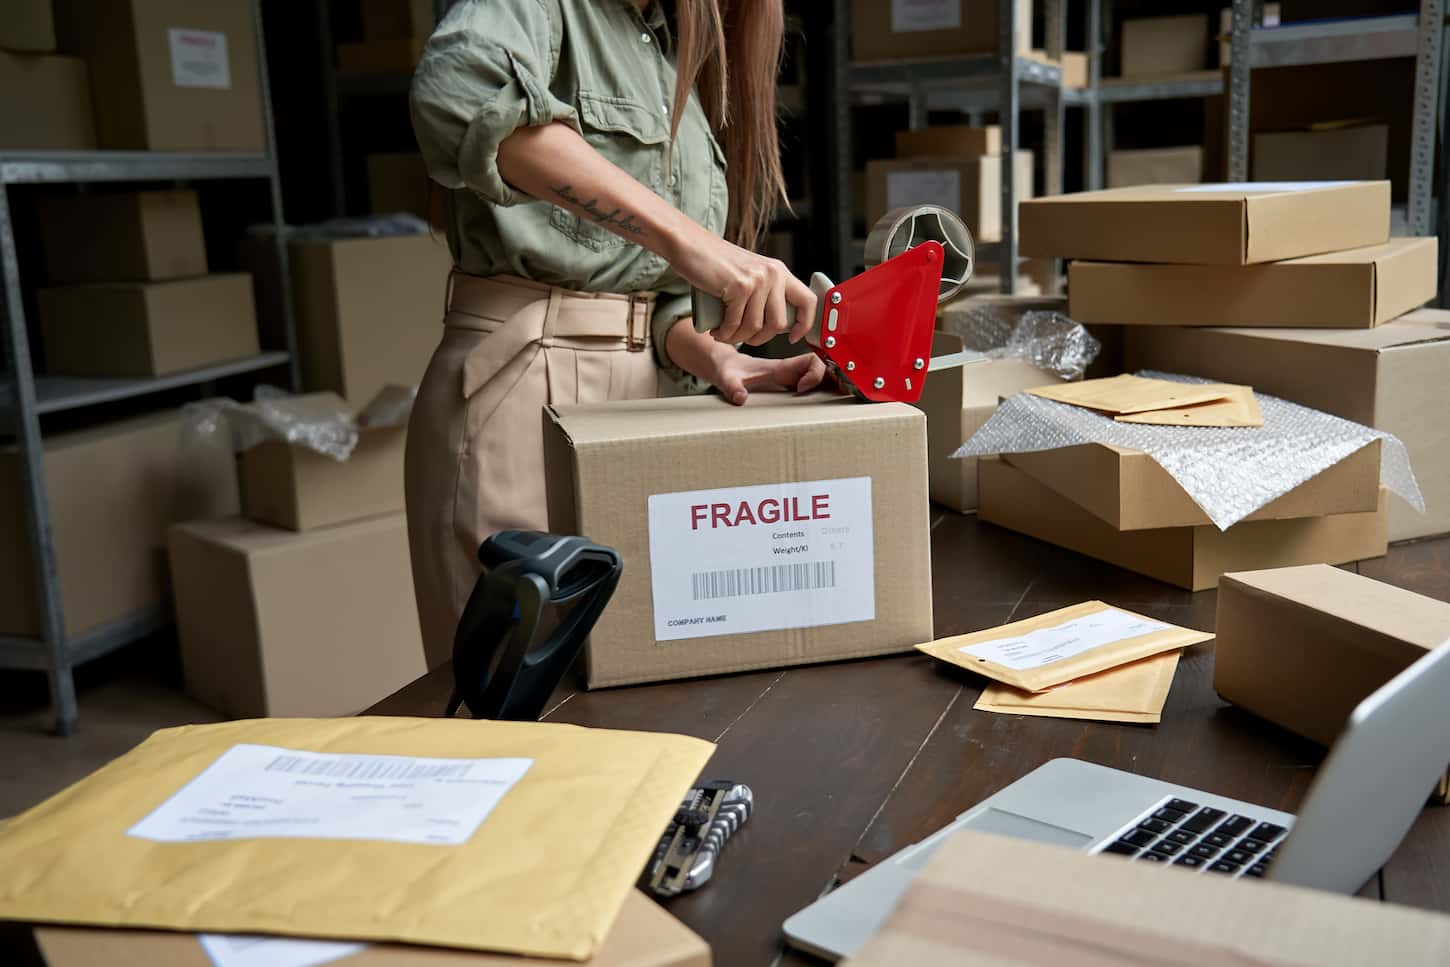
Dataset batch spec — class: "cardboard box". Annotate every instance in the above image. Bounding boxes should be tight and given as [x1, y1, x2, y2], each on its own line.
[0, 0, 56, 51]
[169, 514, 427, 718]
[1068, 237, 1437, 328]
[914, 332, 1058, 513]
[1124, 310, 1450, 541]
[55, 0, 264, 151]
[978, 457, 1387, 591]
[1004, 440, 1382, 530]
[851, 0, 1031, 62]
[1106, 145, 1203, 188]
[337, 38, 427, 74]
[543, 394, 933, 688]
[1253, 122, 1389, 183]
[39, 274, 259, 379]
[363, 0, 435, 40]
[1120, 14, 1208, 77]
[0, 52, 95, 150]
[367, 152, 447, 227]
[894, 124, 1000, 159]
[866, 152, 1033, 242]
[0, 412, 239, 638]
[1024, 49, 1088, 88]
[37, 190, 207, 285]
[290, 234, 453, 404]
[239, 394, 406, 532]
[1020, 181, 1390, 264]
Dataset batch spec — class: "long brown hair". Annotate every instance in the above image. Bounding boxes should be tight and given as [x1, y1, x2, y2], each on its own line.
[670, 0, 786, 251]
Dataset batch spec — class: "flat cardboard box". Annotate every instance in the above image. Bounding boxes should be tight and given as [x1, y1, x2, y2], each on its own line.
[337, 38, 427, 74]
[0, 412, 239, 638]
[1003, 439, 1382, 530]
[866, 152, 1033, 243]
[543, 394, 933, 688]
[363, 0, 435, 40]
[1121, 14, 1209, 76]
[39, 274, 259, 379]
[0, 52, 95, 150]
[239, 393, 406, 532]
[850, 0, 1031, 62]
[1254, 122, 1389, 183]
[34, 891, 710, 967]
[367, 152, 447, 227]
[1106, 145, 1203, 188]
[169, 514, 427, 719]
[914, 332, 1059, 513]
[55, 0, 264, 151]
[977, 457, 1387, 591]
[894, 124, 1000, 159]
[1021, 181, 1391, 265]
[1068, 237, 1437, 328]
[289, 234, 453, 404]
[1124, 310, 1450, 541]
[37, 190, 207, 284]
[0, 0, 56, 51]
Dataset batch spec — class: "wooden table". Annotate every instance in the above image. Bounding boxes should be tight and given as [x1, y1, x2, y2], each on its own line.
[371, 512, 1450, 967]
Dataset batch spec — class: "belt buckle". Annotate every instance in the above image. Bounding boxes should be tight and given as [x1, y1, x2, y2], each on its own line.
[626, 295, 649, 352]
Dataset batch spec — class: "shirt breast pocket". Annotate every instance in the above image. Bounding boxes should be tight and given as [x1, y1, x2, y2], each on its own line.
[549, 91, 669, 251]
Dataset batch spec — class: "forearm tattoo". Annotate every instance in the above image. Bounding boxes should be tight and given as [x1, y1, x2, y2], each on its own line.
[551, 183, 647, 237]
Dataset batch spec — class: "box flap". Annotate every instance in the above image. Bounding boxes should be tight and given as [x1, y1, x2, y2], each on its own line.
[547, 394, 916, 446]
[1223, 564, 1450, 649]
[1213, 308, 1450, 351]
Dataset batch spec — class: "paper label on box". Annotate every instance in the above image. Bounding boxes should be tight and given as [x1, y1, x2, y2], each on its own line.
[647, 477, 875, 641]
[128, 744, 532, 846]
[892, 0, 962, 32]
[169, 28, 232, 89]
[1175, 181, 1356, 193]
[959, 608, 1171, 670]
[199, 935, 367, 967]
[886, 169, 961, 213]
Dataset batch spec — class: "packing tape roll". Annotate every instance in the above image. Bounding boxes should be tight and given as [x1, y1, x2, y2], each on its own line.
[865, 205, 976, 302]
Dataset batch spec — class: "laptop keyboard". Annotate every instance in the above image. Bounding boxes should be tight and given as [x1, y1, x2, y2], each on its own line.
[1100, 797, 1288, 879]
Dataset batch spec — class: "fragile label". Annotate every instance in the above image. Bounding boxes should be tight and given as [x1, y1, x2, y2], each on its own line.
[169, 28, 232, 89]
[1175, 181, 1356, 193]
[198, 934, 366, 967]
[647, 477, 875, 641]
[886, 169, 961, 214]
[128, 744, 532, 846]
[959, 608, 1171, 671]
[892, 0, 962, 32]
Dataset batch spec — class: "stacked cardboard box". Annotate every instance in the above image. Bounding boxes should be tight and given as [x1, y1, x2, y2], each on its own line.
[0, 0, 95, 149]
[339, 0, 432, 73]
[851, 0, 1032, 63]
[367, 152, 448, 227]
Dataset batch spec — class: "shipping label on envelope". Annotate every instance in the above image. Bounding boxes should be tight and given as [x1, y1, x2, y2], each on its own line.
[916, 601, 1211, 692]
[974, 650, 1183, 724]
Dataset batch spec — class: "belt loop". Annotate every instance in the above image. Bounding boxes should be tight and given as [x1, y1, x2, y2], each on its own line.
[542, 286, 564, 344]
[627, 294, 648, 352]
[443, 269, 458, 317]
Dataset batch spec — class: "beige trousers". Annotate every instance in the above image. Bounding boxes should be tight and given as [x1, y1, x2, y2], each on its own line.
[405, 273, 660, 669]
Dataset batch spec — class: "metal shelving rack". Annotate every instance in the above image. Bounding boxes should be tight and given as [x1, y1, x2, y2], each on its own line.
[0, 0, 297, 736]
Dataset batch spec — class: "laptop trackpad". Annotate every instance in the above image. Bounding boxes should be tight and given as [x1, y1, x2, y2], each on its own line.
[963, 808, 1096, 849]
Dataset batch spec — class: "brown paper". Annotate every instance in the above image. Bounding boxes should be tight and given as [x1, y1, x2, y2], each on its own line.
[1027, 374, 1233, 415]
[973, 650, 1183, 724]
[1114, 383, 1264, 428]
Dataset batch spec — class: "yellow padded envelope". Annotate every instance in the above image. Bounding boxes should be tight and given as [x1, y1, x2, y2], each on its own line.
[974, 649, 1183, 724]
[1027, 374, 1233, 415]
[0, 717, 715, 962]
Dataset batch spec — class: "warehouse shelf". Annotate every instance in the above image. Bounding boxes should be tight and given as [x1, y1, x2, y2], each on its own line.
[1248, 13, 1420, 69]
[1096, 71, 1223, 104]
[0, 610, 167, 674]
[0, 151, 275, 185]
[0, 353, 291, 419]
[849, 53, 1071, 91]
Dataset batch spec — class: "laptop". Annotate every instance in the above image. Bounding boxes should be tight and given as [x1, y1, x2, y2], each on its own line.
[784, 640, 1450, 962]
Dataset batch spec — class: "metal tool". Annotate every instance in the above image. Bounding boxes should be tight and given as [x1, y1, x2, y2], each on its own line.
[644, 780, 753, 897]
[692, 206, 984, 404]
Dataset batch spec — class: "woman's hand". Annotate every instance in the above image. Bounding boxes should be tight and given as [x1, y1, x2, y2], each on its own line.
[667, 319, 827, 405]
[667, 228, 817, 348]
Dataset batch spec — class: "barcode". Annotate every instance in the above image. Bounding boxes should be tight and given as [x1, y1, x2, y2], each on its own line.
[264, 755, 471, 781]
[690, 561, 838, 601]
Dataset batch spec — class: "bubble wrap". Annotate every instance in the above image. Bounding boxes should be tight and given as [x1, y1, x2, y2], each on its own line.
[179, 386, 416, 464]
[938, 304, 1100, 380]
[954, 371, 1424, 531]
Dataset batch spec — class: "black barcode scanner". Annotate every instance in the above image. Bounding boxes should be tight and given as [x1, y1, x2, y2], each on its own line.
[446, 531, 622, 721]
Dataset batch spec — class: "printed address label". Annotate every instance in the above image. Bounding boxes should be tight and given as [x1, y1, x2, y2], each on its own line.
[960, 608, 1171, 671]
[647, 477, 875, 641]
[893, 0, 962, 32]
[170, 28, 232, 90]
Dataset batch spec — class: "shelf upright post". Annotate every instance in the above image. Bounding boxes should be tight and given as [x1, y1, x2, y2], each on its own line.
[1227, 0, 1256, 182]
[1086, 0, 1104, 191]
[257, 0, 300, 391]
[1409, 0, 1445, 237]
[998, 0, 1020, 293]
[831, 0, 853, 280]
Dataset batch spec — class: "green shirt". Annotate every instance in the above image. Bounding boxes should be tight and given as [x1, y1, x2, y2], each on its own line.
[410, 0, 727, 388]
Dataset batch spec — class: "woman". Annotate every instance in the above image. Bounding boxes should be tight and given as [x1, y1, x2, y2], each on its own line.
[407, 0, 822, 667]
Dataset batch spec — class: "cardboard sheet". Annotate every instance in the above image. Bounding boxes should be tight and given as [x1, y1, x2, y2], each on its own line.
[1114, 383, 1264, 428]
[1027, 374, 1233, 416]
[0, 717, 714, 962]
[973, 649, 1183, 724]
[916, 601, 1211, 693]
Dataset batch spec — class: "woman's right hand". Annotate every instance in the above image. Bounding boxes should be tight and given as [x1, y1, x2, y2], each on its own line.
[669, 227, 817, 347]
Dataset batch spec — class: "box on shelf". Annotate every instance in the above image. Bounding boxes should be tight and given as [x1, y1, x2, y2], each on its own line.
[543, 394, 933, 688]
[1106, 146, 1203, 188]
[1124, 310, 1450, 541]
[37, 190, 207, 285]
[337, 39, 426, 74]
[914, 332, 1059, 514]
[39, 273, 259, 379]
[1253, 121, 1389, 183]
[367, 152, 447, 227]
[1069, 237, 1436, 329]
[978, 457, 1387, 591]
[1024, 49, 1089, 87]
[0, 0, 56, 52]
[169, 513, 426, 719]
[363, 0, 435, 40]
[1003, 440, 1381, 531]
[850, 0, 1031, 62]
[1120, 14, 1208, 77]
[866, 151, 1033, 243]
[1020, 181, 1390, 265]
[55, 0, 264, 151]
[0, 52, 94, 150]
[894, 124, 1000, 159]
[0, 412, 239, 638]
[240, 393, 406, 533]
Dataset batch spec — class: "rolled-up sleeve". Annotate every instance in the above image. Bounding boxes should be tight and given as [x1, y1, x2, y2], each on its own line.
[410, 0, 579, 207]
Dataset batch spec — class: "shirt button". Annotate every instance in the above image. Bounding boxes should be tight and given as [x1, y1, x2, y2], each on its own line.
[641, 32, 652, 44]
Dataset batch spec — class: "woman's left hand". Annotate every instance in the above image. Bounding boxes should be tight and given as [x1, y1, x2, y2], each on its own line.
[709, 350, 827, 406]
